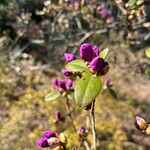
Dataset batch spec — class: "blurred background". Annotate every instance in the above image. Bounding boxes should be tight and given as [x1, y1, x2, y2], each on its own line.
[0, 0, 150, 149]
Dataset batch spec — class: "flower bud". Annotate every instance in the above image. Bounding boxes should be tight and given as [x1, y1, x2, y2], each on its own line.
[89, 57, 109, 75]
[103, 79, 110, 89]
[36, 138, 49, 148]
[99, 6, 108, 18]
[79, 43, 94, 61]
[77, 126, 85, 134]
[146, 125, 150, 135]
[66, 79, 73, 90]
[55, 111, 61, 120]
[58, 80, 66, 90]
[42, 130, 56, 139]
[77, 126, 88, 137]
[135, 116, 148, 130]
[93, 46, 100, 57]
[61, 68, 72, 77]
[64, 53, 76, 62]
[52, 78, 58, 86]
[47, 137, 60, 148]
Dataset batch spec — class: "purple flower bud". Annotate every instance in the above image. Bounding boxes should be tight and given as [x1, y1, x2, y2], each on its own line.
[36, 138, 49, 148]
[104, 79, 110, 89]
[135, 116, 148, 130]
[136, 116, 143, 126]
[104, 79, 110, 86]
[66, 79, 73, 89]
[42, 130, 56, 139]
[77, 126, 86, 134]
[55, 111, 61, 120]
[79, 43, 94, 61]
[99, 6, 108, 18]
[64, 53, 76, 62]
[58, 80, 66, 90]
[61, 68, 72, 77]
[93, 46, 100, 57]
[52, 78, 58, 86]
[89, 57, 109, 75]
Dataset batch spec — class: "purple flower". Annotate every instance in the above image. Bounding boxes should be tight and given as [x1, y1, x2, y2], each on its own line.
[52, 78, 58, 86]
[93, 46, 100, 57]
[89, 57, 109, 75]
[99, 6, 108, 18]
[61, 68, 72, 77]
[66, 79, 73, 89]
[55, 111, 61, 120]
[64, 53, 76, 62]
[58, 80, 66, 90]
[79, 43, 94, 61]
[36, 138, 49, 148]
[42, 130, 56, 139]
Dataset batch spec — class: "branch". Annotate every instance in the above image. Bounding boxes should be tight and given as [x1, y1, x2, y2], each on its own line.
[88, 100, 97, 150]
[64, 96, 77, 132]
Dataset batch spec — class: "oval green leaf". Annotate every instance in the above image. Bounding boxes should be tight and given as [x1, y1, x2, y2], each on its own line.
[100, 48, 109, 59]
[75, 71, 102, 108]
[136, 0, 144, 5]
[128, 0, 137, 7]
[67, 92, 75, 101]
[45, 91, 61, 101]
[145, 48, 150, 58]
[66, 59, 88, 73]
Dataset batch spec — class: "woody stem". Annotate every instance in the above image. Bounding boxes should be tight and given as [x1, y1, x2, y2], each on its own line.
[64, 96, 77, 132]
[88, 100, 97, 150]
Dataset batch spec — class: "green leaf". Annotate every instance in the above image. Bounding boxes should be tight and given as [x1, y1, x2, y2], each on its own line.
[128, 0, 137, 8]
[145, 48, 150, 58]
[67, 92, 75, 101]
[62, 129, 72, 137]
[75, 71, 102, 108]
[45, 91, 61, 101]
[81, 6, 91, 15]
[109, 88, 117, 99]
[145, 69, 150, 76]
[100, 48, 109, 59]
[66, 59, 88, 73]
[136, 0, 144, 6]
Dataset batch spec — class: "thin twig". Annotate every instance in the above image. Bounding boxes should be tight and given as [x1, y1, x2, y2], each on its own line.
[64, 96, 77, 132]
[77, 136, 91, 150]
[88, 100, 97, 150]
[83, 139, 91, 150]
[62, 144, 67, 150]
